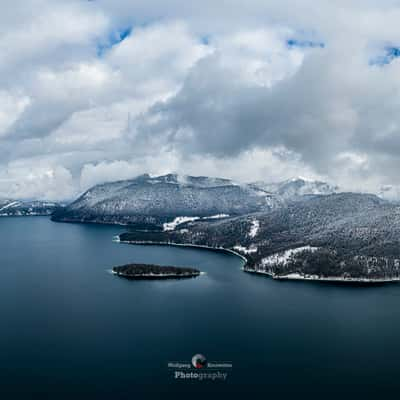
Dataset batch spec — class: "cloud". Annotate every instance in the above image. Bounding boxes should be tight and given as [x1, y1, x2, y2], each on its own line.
[0, 161, 75, 201]
[0, 91, 30, 137]
[134, 21, 400, 192]
[2, 1, 400, 200]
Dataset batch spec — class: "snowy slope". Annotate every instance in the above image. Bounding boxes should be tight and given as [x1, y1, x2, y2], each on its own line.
[253, 177, 338, 201]
[0, 200, 60, 216]
[53, 173, 280, 225]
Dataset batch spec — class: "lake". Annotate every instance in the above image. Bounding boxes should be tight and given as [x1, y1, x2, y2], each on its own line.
[1, 217, 400, 399]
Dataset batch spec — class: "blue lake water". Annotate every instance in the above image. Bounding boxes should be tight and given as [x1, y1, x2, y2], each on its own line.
[1, 217, 400, 399]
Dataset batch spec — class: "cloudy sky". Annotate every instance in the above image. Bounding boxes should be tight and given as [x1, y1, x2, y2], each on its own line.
[2, 0, 400, 200]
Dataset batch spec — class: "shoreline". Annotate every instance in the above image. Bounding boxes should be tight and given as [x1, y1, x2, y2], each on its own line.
[0, 214, 53, 218]
[243, 267, 400, 283]
[116, 236, 400, 284]
[117, 238, 248, 263]
[52, 217, 131, 227]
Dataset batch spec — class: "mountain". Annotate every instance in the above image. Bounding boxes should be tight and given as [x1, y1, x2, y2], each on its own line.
[253, 177, 338, 201]
[52, 173, 279, 227]
[119, 192, 388, 255]
[119, 192, 400, 281]
[0, 200, 61, 216]
[52, 172, 400, 280]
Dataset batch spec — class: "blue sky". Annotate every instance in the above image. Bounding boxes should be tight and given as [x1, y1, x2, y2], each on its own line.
[370, 46, 400, 65]
[97, 26, 132, 56]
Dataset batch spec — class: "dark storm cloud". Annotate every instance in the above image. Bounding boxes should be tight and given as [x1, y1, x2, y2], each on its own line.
[136, 49, 353, 174]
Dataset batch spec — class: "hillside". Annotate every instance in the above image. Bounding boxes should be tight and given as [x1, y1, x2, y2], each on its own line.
[252, 177, 338, 201]
[51, 173, 278, 226]
[118, 192, 400, 281]
[0, 200, 61, 217]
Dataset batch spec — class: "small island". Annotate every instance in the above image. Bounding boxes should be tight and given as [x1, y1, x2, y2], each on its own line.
[112, 263, 200, 280]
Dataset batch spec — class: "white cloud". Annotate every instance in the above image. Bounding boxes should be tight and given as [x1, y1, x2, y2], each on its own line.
[213, 28, 304, 87]
[0, 162, 75, 201]
[80, 161, 142, 191]
[106, 21, 210, 96]
[0, 1, 108, 76]
[2, 1, 400, 200]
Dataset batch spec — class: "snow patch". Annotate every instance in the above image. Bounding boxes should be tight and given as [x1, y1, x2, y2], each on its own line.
[233, 245, 258, 254]
[163, 216, 200, 231]
[206, 214, 230, 219]
[0, 201, 20, 211]
[163, 214, 230, 231]
[279, 272, 304, 279]
[262, 246, 319, 267]
[248, 219, 260, 238]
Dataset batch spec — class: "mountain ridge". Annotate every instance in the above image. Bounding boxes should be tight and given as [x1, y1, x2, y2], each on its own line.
[0, 199, 61, 217]
[52, 173, 279, 226]
[252, 177, 339, 200]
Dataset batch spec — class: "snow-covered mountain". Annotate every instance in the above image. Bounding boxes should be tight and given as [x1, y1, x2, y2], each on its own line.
[0, 199, 61, 216]
[119, 192, 399, 281]
[253, 177, 338, 201]
[52, 173, 279, 226]
[49, 171, 400, 281]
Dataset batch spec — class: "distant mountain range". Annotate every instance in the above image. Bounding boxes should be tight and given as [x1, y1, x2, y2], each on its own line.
[0, 200, 61, 216]
[253, 177, 338, 201]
